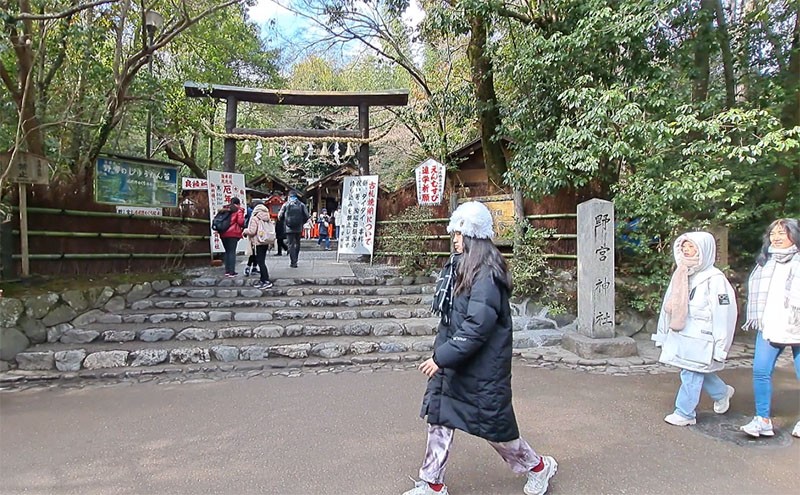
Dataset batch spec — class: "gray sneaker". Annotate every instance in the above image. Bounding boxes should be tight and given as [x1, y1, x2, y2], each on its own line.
[524, 456, 557, 495]
[401, 480, 448, 495]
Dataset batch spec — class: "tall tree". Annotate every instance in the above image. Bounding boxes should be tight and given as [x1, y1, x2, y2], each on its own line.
[1, 0, 251, 192]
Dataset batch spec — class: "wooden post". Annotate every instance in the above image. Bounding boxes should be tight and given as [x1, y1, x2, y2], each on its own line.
[448, 189, 458, 253]
[223, 95, 238, 173]
[513, 188, 525, 243]
[18, 183, 29, 276]
[358, 103, 369, 175]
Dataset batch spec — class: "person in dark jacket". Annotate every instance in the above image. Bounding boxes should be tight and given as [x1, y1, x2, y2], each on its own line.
[274, 213, 289, 256]
[403, 201, 557, 495]
[219, 197, 245, 278]
[277, 191, 310, 268]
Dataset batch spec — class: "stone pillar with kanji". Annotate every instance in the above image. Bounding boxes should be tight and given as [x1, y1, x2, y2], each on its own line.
[562, 199, 637, 358]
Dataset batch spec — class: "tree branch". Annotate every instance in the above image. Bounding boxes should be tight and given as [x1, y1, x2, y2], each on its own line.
[9, 0, 120, 21]
[0, 60, 21, 104]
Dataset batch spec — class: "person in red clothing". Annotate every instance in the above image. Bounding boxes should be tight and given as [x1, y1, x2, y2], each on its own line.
[219, 197, 245, 277]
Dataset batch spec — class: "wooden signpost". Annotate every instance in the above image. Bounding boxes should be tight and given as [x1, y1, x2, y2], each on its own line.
[1, 151, 51, 277]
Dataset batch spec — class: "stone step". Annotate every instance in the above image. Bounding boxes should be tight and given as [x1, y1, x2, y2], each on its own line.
[69, 306, 435, 329]
[157, 284, 435, 299]
[13, 334, 437, 372]
[45, 317, 441, 346]
[182, 275, 436, 288]
[139, 293, 434, 310]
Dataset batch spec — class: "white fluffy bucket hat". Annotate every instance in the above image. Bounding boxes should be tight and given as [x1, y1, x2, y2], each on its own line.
[446, 201, 495, 239]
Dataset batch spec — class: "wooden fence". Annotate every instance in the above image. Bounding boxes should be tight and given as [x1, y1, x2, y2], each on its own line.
[2, 180, 212, 278]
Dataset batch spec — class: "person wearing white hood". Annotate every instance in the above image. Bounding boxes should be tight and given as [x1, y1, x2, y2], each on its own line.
[652, 231, 737, 426]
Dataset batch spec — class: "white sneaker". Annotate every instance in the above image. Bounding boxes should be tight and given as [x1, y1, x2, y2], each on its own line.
[524, 455, 557, 495]
[664, 413, 696, 426]
[740, 416, 775, 437]
[792, 421, 799, 438]
[713, 385, 735, 414]
[401, 480, 448, 495]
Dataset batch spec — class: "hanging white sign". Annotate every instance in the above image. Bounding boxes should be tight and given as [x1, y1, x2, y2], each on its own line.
[182, 177, 208, 190]
[207, 170, 247, 254]
[338, 175, 379, 256]
[415, 158, 445, 206]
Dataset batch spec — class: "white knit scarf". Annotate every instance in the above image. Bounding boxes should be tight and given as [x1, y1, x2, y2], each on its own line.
[744, 245, 799, 331]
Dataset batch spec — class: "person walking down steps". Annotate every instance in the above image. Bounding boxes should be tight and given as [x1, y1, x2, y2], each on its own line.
[243, 203, 275, 289]
[652, 232, 737, 427]
[402, 201, 558, 495]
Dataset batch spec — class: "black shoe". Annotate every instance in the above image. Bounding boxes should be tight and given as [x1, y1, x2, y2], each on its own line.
[290, 264, 298, 268]
[274, 253, 282, 256]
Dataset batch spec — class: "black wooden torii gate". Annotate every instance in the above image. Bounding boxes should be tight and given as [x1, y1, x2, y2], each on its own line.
[184, 82, 409, 176]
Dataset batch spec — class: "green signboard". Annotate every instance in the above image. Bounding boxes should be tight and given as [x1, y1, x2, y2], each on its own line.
[95, 157, 178, 207]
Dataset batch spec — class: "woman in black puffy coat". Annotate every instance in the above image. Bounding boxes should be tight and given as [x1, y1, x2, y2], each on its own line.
[402, 201, 558, 495]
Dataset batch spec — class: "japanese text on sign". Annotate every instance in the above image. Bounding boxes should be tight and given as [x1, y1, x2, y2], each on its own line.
[415, 158, 445, 206]
[207, 170, 246, 254]
[338, 175, 379, 255]
[95, 157, 178, 207]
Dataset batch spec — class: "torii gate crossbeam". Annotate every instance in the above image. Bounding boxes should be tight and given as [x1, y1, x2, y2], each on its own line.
[184, 82, 409, 176]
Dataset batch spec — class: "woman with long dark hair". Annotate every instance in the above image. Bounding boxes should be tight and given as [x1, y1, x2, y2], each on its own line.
[740, 218, 800, 438]
[402, 201, 557, 495]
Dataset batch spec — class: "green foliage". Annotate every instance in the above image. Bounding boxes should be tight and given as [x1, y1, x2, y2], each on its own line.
[510, 223, 564, 306]
[377, 206, 439, 275]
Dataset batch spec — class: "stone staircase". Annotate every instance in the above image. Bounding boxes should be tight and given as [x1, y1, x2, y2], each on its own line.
[10, 274, 441, 376]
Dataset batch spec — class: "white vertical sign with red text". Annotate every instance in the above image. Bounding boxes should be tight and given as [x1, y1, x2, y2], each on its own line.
[207, 170, 246, 253]
[415, 158, 445, 206]
[338, 175, 379, 256]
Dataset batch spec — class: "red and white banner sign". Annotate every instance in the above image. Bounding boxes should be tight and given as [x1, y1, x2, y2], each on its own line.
[415, 158, 445, 205]
[182, 177, 208, 190]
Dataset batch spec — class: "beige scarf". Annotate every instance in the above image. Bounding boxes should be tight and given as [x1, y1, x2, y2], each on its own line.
[666, 254, 700, 331]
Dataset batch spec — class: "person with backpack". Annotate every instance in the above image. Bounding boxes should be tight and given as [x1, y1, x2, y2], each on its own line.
[243, 203, 275, 289]
[277, 191, 310, 268]
[215, 197, 245, 278]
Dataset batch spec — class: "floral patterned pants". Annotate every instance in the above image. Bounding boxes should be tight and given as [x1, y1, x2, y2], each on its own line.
[419, 423, 541, 484]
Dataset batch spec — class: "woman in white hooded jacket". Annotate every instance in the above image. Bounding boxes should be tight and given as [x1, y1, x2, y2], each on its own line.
[653, 231, 737, 426]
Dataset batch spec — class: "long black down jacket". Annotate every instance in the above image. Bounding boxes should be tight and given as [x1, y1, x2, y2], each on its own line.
[420, 267, 519, 442]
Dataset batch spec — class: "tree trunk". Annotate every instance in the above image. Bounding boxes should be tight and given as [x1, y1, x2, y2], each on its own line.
[714, 0, 736, 108]
[9, 0, 45, 156]
[692, 0, 715, 104]
[466, 14, 507, 192]
[773, 10, 800, 207]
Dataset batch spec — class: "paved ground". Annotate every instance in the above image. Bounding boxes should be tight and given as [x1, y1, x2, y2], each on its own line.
[1, 362, 798, 495]
[221, 241, 395, 282]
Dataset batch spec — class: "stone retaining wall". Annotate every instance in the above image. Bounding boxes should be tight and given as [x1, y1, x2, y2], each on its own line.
[0, 280, 178, 368]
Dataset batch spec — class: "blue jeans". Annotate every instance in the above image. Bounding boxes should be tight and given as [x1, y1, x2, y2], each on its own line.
[674, 369, 728, 419]
[753, 331, 800, 418]
[317, 234, 330, 249]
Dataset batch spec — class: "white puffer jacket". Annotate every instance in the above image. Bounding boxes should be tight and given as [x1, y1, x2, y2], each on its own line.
[652, 232, 738, 373]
